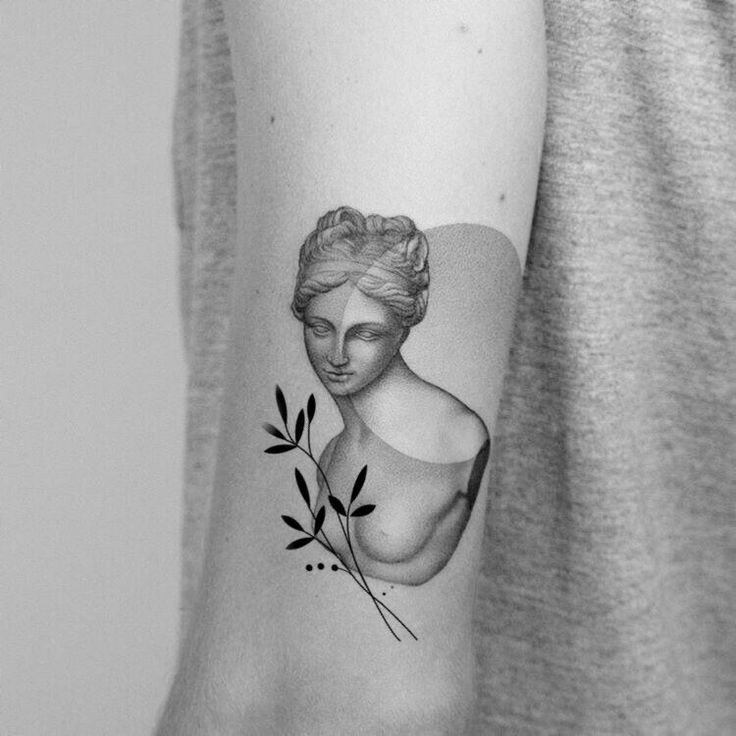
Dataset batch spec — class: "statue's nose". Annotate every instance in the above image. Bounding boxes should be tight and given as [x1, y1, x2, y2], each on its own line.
[328, 336, 349, 366]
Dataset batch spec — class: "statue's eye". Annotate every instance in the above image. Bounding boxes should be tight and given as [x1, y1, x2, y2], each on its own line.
[354, 329, 381, 341]
[308, 323, 330, 337]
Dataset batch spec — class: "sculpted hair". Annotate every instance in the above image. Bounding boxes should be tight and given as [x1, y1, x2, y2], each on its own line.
[292, 206, 430, 327]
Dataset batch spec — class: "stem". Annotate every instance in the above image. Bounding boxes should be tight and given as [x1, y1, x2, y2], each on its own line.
[305, 506, 342, 560]
[334, 568, 418, 640]
[306, 527, 415, 639]
[274, 404, 416, 641]
[340, 505, 414, 640]
[296, 444, 401, 641]
[306, 526, 417, 641]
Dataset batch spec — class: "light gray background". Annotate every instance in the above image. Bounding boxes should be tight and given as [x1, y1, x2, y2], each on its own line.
[2, 3, 183, 734]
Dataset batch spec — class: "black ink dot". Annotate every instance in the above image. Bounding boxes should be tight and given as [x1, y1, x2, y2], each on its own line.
[269, 115, 275, 124]
[382, 592, 387, 596]
[499, 193, 506, 203]
[305, 564, 313, 572]
[317, 563, 325, 570]
[331, 564, 338, 571]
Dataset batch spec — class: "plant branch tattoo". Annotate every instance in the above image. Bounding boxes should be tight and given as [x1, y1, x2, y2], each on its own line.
[264, 207, 492, 641]
[264, 386, 418, 642]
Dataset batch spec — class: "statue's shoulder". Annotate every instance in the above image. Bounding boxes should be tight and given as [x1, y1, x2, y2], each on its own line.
[404, 381, 488, 462]
[317, 434, 340, 485]
[319, 435, 338, 462]
[433, 389, 488, 459]
[445, 398, 488, 451]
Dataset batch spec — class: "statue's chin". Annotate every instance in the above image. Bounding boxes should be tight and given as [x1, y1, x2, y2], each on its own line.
[319, 371, 364, 396]
[320, 377, 355, 397]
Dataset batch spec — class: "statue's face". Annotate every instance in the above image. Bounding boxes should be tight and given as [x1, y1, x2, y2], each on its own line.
[303, 281, 405, 397]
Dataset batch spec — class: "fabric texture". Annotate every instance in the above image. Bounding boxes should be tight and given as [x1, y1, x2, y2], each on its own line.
[174, 0, 236, 624]
[173, 1, 736, 733]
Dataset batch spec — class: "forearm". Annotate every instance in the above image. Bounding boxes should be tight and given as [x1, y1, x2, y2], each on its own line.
[158, 3, 545, 734]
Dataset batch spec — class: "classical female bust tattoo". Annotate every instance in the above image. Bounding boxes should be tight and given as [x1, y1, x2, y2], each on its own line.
[264, 206, 492, 640]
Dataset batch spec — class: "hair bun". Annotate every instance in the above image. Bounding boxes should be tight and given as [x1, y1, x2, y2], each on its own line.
[293, 206, 430, 327]
[317, 206, 364, 230]
[404, 232, 428, 272]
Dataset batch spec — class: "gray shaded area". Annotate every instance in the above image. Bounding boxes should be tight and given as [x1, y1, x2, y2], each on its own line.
[174, 1, 736, 732]
[404, 224, 521, 421]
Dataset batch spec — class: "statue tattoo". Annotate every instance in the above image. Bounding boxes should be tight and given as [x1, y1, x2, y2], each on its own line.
[264, 206, 492, 641]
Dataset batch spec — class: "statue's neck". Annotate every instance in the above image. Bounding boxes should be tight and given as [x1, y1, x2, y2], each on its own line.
[334, 352, 412, 432]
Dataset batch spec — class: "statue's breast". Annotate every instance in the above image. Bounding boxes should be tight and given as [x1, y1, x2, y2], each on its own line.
[320, 426, 489, 576]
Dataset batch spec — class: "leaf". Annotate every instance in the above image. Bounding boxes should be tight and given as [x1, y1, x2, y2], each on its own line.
[307, 393, 316, 422]
[351, 504, 376, 517]
[328, 495, 347, 517]
[313, 506, 326, 535]
[294, 409, 305, 444]
[294, 468, 310, 507]
[286, 537, 313, 550]
[263, 423, 286, 441]
[264, 444, 296, 454]
[350, 465, 368, 503]
[275, 385, 288, 425]
[281, 515, 304, 532]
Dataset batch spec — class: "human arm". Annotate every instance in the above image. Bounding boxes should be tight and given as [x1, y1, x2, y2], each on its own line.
[157, 3, 545, 734]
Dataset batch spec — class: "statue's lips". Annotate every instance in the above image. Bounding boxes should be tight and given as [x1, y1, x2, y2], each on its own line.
[324, 369, 353, 382]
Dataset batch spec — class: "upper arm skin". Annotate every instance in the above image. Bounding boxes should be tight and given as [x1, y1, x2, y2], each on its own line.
[157, 3, 546, 735]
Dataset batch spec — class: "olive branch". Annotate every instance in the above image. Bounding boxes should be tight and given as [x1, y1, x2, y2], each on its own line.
[263, 385, 417, 642]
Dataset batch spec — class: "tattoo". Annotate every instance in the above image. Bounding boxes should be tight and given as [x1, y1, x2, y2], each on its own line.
[264, 387, 417, 642]
[264, 206, 496, 640]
